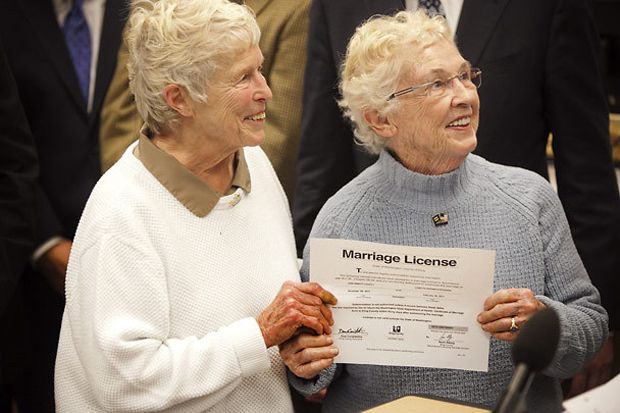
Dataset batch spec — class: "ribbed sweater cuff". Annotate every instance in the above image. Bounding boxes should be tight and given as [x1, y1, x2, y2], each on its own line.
[229, 317, 270, 377]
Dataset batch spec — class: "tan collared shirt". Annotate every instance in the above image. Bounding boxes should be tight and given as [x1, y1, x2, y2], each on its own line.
[133, 130, 251, 217]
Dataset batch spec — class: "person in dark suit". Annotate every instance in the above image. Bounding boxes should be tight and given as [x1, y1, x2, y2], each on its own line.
[0, 38, 38, 413]
[293, 0, 620, 395]
[0, 1, 127, 411]
[0, 40, 37, 326]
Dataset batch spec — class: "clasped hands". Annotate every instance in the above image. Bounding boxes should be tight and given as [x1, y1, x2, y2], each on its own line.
[280, 287, 545, 382]
[257, 281, 337, 349]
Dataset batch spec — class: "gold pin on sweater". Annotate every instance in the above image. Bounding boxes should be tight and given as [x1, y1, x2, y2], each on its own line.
[432, 213, 448, 226]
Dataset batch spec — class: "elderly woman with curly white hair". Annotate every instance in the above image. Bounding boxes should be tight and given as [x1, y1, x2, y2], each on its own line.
[279, 10, 608, 413]
[53, 0, 336, 412]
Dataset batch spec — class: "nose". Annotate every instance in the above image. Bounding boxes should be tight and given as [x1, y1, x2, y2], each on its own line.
[450, 77, 476, 106]
[255, 73, 273, 102]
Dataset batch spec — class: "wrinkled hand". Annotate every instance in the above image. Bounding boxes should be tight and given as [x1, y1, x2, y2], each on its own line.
[280, 333, 338, 379]
[257, 281, 337, 348]
[37, 239, 72, 296]
[477, 288, 546, 342]
[565, 335, 615, 398]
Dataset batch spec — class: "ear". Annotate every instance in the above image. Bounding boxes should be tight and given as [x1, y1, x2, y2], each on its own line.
[363, 108, 397, 139]
[162, 84, 194, 118]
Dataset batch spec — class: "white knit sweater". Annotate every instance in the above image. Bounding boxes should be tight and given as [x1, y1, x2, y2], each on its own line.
[55, 144, 299, 412]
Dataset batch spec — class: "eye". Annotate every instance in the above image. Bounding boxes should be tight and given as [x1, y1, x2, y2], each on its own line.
[429, 79, 446, 91]
[458, 70, 471, 82]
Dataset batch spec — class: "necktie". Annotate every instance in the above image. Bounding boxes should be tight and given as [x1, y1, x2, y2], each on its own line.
[418, 0, 446, 18]
[63, 0, 91, 104]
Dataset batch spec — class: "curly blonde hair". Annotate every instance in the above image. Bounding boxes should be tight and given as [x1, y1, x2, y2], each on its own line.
[339, 10, 452, 153]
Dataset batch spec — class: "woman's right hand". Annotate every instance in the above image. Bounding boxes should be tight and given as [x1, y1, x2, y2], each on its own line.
[257, 281, 337, 348]
[279, 333, 338, 379]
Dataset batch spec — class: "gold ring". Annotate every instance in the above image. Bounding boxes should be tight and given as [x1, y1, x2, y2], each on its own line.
[510, 316, 519, 333]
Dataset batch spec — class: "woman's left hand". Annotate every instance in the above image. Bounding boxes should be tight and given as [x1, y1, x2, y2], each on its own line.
[477, 288, 546, 342]
[279, 333, 338, 379]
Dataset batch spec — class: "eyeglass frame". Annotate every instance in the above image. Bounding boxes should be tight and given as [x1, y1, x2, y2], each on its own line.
[386, 67, 482, 101]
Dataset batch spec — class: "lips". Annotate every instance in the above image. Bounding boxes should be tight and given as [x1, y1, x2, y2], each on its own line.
[244, 111, 266, 121]
[447, 116, 471, 127]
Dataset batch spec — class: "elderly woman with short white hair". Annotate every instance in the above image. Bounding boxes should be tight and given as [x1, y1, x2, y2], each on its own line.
[280, 10, 607, 413]
[54, 0, 336, 411]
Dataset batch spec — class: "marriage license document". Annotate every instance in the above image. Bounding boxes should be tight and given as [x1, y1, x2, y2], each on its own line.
[310, 238, 495, 372]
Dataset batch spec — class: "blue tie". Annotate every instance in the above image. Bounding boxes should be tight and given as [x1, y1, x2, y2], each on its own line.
[418, 0, 446, 17]
[63, 0, 91, 104]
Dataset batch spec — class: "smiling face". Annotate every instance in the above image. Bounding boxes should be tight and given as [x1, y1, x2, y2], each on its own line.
[192, 45, 272, 154]
[387, 39, 480, 174]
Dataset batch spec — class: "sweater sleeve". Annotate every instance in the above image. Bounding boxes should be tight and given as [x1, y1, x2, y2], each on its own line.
[289, 199, 348, 395]
[65, 233, 270, 412]
[533, 182, 608, 378]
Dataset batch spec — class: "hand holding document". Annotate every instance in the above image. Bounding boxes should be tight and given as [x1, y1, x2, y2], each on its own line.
[310, 238, 495, 372]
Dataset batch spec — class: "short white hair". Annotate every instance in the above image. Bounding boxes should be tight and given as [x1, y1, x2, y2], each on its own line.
[339, 10, 453, 154]
[127, 0, 260, 133]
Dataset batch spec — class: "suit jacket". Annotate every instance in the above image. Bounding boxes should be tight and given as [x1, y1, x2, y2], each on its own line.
[294, 0, 620, 327]
[99, 31, 142, 173]
[0, 0, 127, 245]
[0, 1, 127, 410]
[0, 38, 37, 317]
[246, 0, 310, 202]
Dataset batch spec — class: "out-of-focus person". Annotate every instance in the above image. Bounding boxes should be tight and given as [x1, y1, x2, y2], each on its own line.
[0, 38, 37, 324]
[0, 38, 38, 411]
[282, 11, 608, 413]
[0, 0, 127, 410]
[54, 1, 335, 412]
[246, 0, 310, 202]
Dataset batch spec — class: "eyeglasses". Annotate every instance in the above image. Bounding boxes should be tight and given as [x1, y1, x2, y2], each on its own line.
[387, 68, 482, 101]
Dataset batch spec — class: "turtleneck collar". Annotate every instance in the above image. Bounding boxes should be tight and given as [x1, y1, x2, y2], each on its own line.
[374, 150, 481, 211]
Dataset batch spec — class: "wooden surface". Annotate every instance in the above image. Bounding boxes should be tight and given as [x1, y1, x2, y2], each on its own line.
[363, 395, 491, 413]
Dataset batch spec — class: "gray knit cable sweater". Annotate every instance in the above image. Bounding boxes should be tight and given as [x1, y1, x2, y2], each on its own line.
[291, 151, 608, 413]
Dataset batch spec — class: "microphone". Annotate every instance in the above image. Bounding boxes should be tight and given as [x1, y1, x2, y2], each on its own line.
[492, 308, 560, 413]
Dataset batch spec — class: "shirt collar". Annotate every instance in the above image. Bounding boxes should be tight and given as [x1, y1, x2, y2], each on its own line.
[133, 127, 251, 217]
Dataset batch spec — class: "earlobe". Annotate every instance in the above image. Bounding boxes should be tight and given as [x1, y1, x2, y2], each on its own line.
[363, 109, 397, 138]
[162, 84, 193, 118]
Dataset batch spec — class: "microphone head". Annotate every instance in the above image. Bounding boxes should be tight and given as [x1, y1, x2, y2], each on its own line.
[511, 308, 560, 371]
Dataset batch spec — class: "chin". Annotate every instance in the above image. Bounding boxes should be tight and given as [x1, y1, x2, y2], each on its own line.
[463, 134, 477, 152]
[243, 133, 265, 147]
[467, 137, 477, 153]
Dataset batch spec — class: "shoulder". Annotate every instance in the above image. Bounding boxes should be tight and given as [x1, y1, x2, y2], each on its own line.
[243, 146, 279, 182]
[242, 145, 290, 205]
[311, 165, 382, 239]
[80, 147, 158, 231]
[470, 155, 561, 220]
[242, 145, 269, 164]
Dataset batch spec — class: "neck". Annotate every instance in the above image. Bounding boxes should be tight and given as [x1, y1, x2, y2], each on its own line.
[390, 149, 465, 175]
[152, 125, 237, 194]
